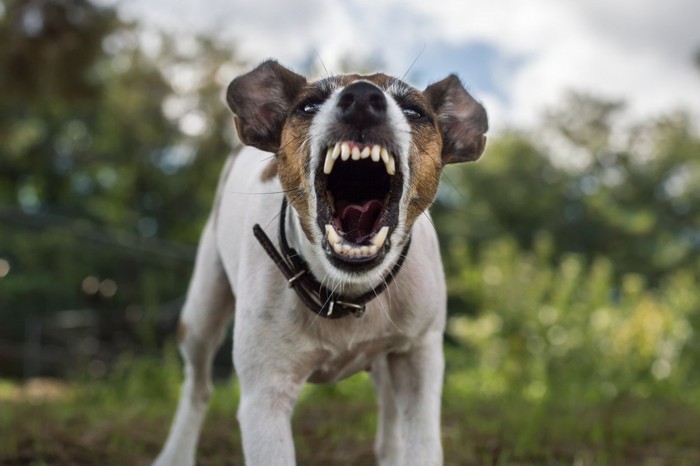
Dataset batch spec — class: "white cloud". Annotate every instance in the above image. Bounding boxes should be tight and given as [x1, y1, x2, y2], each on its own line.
[118, 0, 700, 131]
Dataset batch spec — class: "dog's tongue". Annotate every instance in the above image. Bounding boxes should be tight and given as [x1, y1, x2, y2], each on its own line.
[339, 200, 383, 243]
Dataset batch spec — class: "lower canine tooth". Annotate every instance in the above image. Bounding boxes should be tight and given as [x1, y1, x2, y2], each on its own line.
[325, 224, 341, 245]
[371, 226, 389, 247]
[368, 245, 378, 255]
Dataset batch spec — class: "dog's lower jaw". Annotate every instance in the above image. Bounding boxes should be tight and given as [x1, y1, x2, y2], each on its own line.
[287, 208, 409, 298]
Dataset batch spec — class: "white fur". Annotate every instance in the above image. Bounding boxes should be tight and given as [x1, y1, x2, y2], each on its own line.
[304, 81, 413, 295]
[154, 133, 447, 465]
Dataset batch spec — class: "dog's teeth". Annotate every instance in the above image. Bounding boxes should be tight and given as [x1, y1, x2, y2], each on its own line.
[341, 244, 351, 254]
[370, 145, 380, 160]
[386, 153, 396, 175]
[371, 226, 389, 248]
[368, 245, 378, 255]
[379, 147, 389, 164]
[380, 148, 389, 164]
[360, 246, 370, 256]
[332, 142, 341, 160]
[333, 242, 343, 254]
[323, 147, 336, 175]
[351, 146, 361, 160]
[341, 143, 351, 161]
[371, 147, 381, 162]
[361, 146, 370, 158]
[325, 224, 341, 245]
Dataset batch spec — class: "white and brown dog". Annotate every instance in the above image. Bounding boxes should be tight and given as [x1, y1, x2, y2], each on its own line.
[153, 60, 487, 466]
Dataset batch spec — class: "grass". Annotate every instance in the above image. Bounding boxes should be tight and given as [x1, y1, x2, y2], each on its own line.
[1, 351, 699, 466]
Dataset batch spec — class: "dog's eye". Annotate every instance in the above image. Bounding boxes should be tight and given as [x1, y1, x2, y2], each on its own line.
[297, 99, 322, 115]
[402, 106, 425, 120]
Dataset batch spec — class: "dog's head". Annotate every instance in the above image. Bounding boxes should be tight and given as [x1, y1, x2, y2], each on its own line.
[227, 60, 487, 284]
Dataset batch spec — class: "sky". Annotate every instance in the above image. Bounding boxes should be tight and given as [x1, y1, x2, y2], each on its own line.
[118, 0, 700, 132]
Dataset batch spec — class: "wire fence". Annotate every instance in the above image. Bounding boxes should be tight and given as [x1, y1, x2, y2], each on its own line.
[0, 207, 228, 380]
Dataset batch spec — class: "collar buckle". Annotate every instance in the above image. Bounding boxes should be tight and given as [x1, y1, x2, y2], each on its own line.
[336, 300, 366, 318]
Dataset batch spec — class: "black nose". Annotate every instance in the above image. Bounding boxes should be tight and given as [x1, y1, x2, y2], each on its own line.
[336, 81, 387, 128]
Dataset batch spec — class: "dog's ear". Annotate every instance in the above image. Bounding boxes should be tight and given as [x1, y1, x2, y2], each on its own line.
[226, 60, 307, 153]
[423, 75, 488, 164]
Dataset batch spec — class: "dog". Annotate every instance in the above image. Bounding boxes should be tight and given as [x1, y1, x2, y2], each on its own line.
[153, 60, 487, 466]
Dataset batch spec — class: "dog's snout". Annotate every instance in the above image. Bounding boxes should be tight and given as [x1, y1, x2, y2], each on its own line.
[336, 81, 387, 128]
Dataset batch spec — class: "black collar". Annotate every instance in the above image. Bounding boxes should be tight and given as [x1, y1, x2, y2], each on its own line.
[252, 197, 411, 319]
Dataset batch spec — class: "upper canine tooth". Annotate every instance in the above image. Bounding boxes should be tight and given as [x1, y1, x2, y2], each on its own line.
[351, 146, 361, 160]
[380, 148, 389, 164]
[341, 143, 351, 161]
[371, 147, 381, 162]
[371, 226, 389, 248]
[323, 147, 336, 174]
[386, 154, 396, 175]
[379, 147, 389, 164]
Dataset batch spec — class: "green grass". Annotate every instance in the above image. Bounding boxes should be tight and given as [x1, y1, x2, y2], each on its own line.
[1, 351, 699, 466]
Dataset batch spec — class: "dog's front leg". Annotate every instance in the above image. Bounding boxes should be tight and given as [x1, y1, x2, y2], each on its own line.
[388, 330, 445, 466]
[371, 354, 404, 466]
[153, 218, 235, 466]
[234, 327, 306, 466]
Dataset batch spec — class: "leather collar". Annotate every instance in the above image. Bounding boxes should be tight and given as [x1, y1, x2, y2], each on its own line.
[252, 197, 411, 319]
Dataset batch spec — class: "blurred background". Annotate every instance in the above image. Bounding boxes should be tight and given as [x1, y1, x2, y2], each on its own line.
[1, 0, 699, 464]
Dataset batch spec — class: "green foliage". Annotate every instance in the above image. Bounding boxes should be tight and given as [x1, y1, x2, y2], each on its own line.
[436, 107, 700, 285]
[1, 2, 699, 461]
[0, 0, 241, 358]
[445, 236, 698, 405]
[2, 354, 699, 464]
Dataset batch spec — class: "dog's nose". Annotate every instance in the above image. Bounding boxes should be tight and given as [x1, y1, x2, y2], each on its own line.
[336, 81, 387, 128]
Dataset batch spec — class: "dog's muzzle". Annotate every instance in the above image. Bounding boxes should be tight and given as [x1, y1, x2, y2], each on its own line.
[313, 81, 405, 272]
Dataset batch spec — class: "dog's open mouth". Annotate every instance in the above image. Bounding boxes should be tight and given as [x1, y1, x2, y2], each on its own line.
[315, 141, 403, 267]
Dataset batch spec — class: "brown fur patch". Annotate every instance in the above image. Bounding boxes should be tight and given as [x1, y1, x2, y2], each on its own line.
[260, 158, 279, 182]
[177, 321, 186, 344]
[405, 123, 444, 226]
[278, 117, 315, 240]
[277, 73, 448, 238]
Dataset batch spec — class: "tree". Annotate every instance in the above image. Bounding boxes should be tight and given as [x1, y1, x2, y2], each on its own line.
[0, 0, 244, 375]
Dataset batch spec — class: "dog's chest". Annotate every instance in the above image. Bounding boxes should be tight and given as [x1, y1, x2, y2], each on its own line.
[306, 332, 410, 384]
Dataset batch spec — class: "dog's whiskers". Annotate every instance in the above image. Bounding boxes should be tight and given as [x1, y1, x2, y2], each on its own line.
[263, 189, 306, 229]
[402, 43, 426, 81]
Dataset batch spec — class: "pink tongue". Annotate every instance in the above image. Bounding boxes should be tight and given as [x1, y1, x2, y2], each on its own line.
[339, 200, 383, 243]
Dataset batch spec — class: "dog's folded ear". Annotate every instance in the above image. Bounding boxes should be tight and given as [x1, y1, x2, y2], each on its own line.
[423, 75, 488, 165]
[226, 60, 307, 153]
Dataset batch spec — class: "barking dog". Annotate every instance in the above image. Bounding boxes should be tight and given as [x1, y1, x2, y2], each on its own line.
[153, 60, 487, 466]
